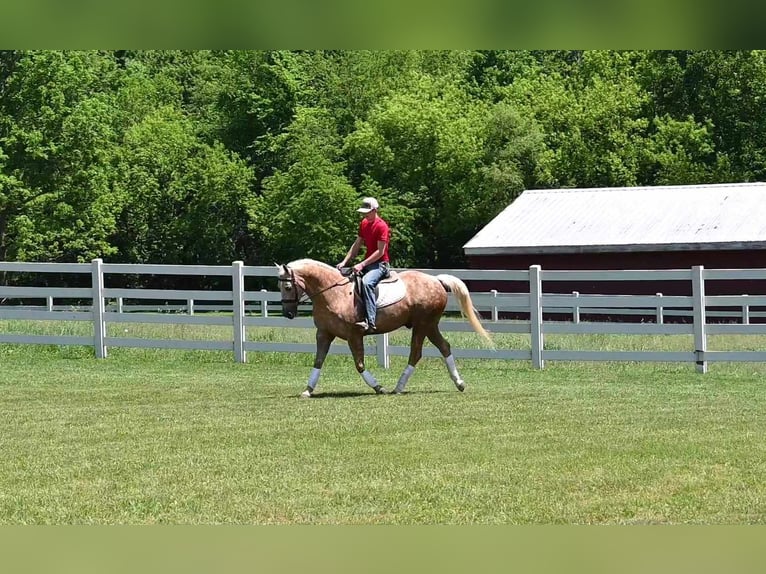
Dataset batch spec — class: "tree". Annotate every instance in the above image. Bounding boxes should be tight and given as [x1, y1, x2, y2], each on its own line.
[251, 106, 359, 265]
[501, 51, 650, 188]
[642, 115, 731, 185]
[208, 51, 297, 182]
[643, 51, 766, 181]
[0, 50, 123, 262]
[112, 106, 253, 265]
[345, 74, 550, 267]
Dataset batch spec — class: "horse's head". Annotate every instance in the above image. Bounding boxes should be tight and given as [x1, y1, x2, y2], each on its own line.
[276, 263, 306, 319]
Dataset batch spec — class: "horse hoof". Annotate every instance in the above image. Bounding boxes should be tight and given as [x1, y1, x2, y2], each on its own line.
[455, 380, 466, 392]
[300, 389, 313, 398]
[374, 385, 389, 395]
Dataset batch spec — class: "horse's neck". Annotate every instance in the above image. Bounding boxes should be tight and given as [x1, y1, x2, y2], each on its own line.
[299, 264, 337, 294]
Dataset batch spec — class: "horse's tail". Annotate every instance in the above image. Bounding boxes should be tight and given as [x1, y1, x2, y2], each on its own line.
[436, 274, 494, 347]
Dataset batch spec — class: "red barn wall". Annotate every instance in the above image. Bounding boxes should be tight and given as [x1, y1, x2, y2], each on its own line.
[466, 250, 766, 296]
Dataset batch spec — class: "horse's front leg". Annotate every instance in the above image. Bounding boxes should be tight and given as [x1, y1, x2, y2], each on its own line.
[301, 329, 336, 398]
[348, 334, 388, 395]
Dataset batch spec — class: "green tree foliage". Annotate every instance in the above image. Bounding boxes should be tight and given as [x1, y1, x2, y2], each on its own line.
[345, 74, 550, 267]
[288, 51, 473, 136]
[3, 50, 766, 271]
[345, 77, 481, 266]
[207, 51, 297, 181]
[0, 50, 122, 262]
[112, 106, 252, 265]
[642, 50, 766, 181]
[499, 51, 650, 188]
[252, 107, 359, 265]
[643, 115, 730, 185]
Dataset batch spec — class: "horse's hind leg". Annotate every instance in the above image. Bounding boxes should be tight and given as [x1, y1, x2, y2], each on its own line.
[426, 324, 466, 392]
[393, 326, 426, 394]
[348, 334, 388, 395]
[301, 329, 336, 398]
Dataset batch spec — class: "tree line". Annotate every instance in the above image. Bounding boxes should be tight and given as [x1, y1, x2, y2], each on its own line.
[2, 50, 764, 275]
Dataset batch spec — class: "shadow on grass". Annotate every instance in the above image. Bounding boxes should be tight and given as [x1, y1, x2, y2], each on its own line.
[307, 389, 449, 399]
[307, 391, 380, 399]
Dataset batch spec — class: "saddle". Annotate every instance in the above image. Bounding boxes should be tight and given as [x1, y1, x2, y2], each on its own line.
[342, 268, 406, 311]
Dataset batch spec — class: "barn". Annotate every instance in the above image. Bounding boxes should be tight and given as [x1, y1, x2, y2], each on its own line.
[462, 182, 766, 298]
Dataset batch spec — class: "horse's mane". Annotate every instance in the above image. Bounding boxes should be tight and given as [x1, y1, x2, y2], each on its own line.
[287, 259, 336, 273]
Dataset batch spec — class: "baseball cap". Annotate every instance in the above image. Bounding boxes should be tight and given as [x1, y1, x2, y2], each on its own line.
[357, 197, 379, 213]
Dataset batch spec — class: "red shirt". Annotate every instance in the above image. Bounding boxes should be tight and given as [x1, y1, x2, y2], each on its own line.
[358, 216, 390, 263]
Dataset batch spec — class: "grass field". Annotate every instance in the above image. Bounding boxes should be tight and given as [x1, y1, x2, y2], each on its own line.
[1, 320, 766, 524]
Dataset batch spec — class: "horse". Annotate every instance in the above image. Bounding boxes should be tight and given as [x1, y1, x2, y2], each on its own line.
[277, 258, 492, 397]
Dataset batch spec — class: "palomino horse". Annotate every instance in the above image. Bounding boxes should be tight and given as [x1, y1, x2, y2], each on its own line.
[277, 259, 492, 397]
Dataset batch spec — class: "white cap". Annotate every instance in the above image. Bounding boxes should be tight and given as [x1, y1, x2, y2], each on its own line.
[357, 197, 379, 213]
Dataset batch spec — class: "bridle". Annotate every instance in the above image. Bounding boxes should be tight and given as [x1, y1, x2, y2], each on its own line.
[277, 266, 309, 307]
[278, 265, 350, 307]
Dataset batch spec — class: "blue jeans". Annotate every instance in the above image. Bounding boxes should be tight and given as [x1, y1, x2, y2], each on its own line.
[361, 261, 389, 327]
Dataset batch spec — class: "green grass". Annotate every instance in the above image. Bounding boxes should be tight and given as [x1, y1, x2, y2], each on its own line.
[2, 319, 766, 524]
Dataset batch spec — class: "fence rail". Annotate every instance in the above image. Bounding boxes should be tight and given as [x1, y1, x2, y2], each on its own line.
[4, 260, 766, 371]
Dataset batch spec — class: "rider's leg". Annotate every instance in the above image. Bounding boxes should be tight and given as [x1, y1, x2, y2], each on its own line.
[362, 263, 386, 329]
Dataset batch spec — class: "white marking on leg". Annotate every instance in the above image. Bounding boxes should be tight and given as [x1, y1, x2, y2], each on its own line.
[301, 367, 321, 397]
[361, 369, 378, 388]
[307, 367, 321, 390]
[394, 364, 416, 394]
[443, 354, 465, 390]
[444, 354, 459, 381]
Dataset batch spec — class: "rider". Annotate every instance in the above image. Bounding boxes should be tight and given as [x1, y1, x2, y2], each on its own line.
[337, 197, 390, 333]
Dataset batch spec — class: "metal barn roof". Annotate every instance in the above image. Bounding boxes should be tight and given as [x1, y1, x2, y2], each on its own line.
[463, 183, 766, 255]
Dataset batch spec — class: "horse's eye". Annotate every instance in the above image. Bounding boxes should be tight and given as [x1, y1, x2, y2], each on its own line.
[285, 284, 292, 291]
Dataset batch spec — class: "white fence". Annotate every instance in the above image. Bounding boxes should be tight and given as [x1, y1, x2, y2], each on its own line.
[4, 260, 766, 372]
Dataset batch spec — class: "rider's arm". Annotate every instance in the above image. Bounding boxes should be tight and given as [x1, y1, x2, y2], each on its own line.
[339, 236, 363, 267]
[359, 239, 387, 268]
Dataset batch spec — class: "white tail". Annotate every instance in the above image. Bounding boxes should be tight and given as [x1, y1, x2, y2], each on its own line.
[436, 274, 494, 347]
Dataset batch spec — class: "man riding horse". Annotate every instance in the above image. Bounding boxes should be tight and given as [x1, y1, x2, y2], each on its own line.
[336, 197, 390, 334]
[278, 198, 493, 398]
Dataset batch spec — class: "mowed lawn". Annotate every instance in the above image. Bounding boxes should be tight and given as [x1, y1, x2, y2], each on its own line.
[1, 334, 766, 524]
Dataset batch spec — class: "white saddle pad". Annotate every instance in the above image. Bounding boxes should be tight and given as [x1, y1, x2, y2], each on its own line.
[376, 278, 406, 309]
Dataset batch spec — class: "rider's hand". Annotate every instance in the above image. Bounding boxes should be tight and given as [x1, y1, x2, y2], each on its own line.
[336, 262, 345, 270]
[353, 263, 364, 274]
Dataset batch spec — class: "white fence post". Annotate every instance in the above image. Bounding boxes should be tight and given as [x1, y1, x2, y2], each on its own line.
[91, 258, 107, 358]
[261, 289, 269, 317]
[742, 294, 749, 325]
[572, 291, 580, 324]
[655, 293, 663, 324]
[530, 265, 544, 369]
[187, 298, 194, 316]
[692, 265, 707, 374]
[376, 333, 390, 368]
[117, 296, 124, 313]
[47, 296, 54, 312]
[491, 289, 499, 322]
[232, 261, 246, 363]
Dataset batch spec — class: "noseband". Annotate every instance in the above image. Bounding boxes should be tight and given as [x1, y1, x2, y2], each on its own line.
[278, 266, 309, 306]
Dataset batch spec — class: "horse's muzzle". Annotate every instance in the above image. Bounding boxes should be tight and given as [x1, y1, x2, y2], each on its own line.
[283, 309, 295, 319]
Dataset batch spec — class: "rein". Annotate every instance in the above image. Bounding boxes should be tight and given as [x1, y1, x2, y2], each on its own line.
[278, 266, 350, 305]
